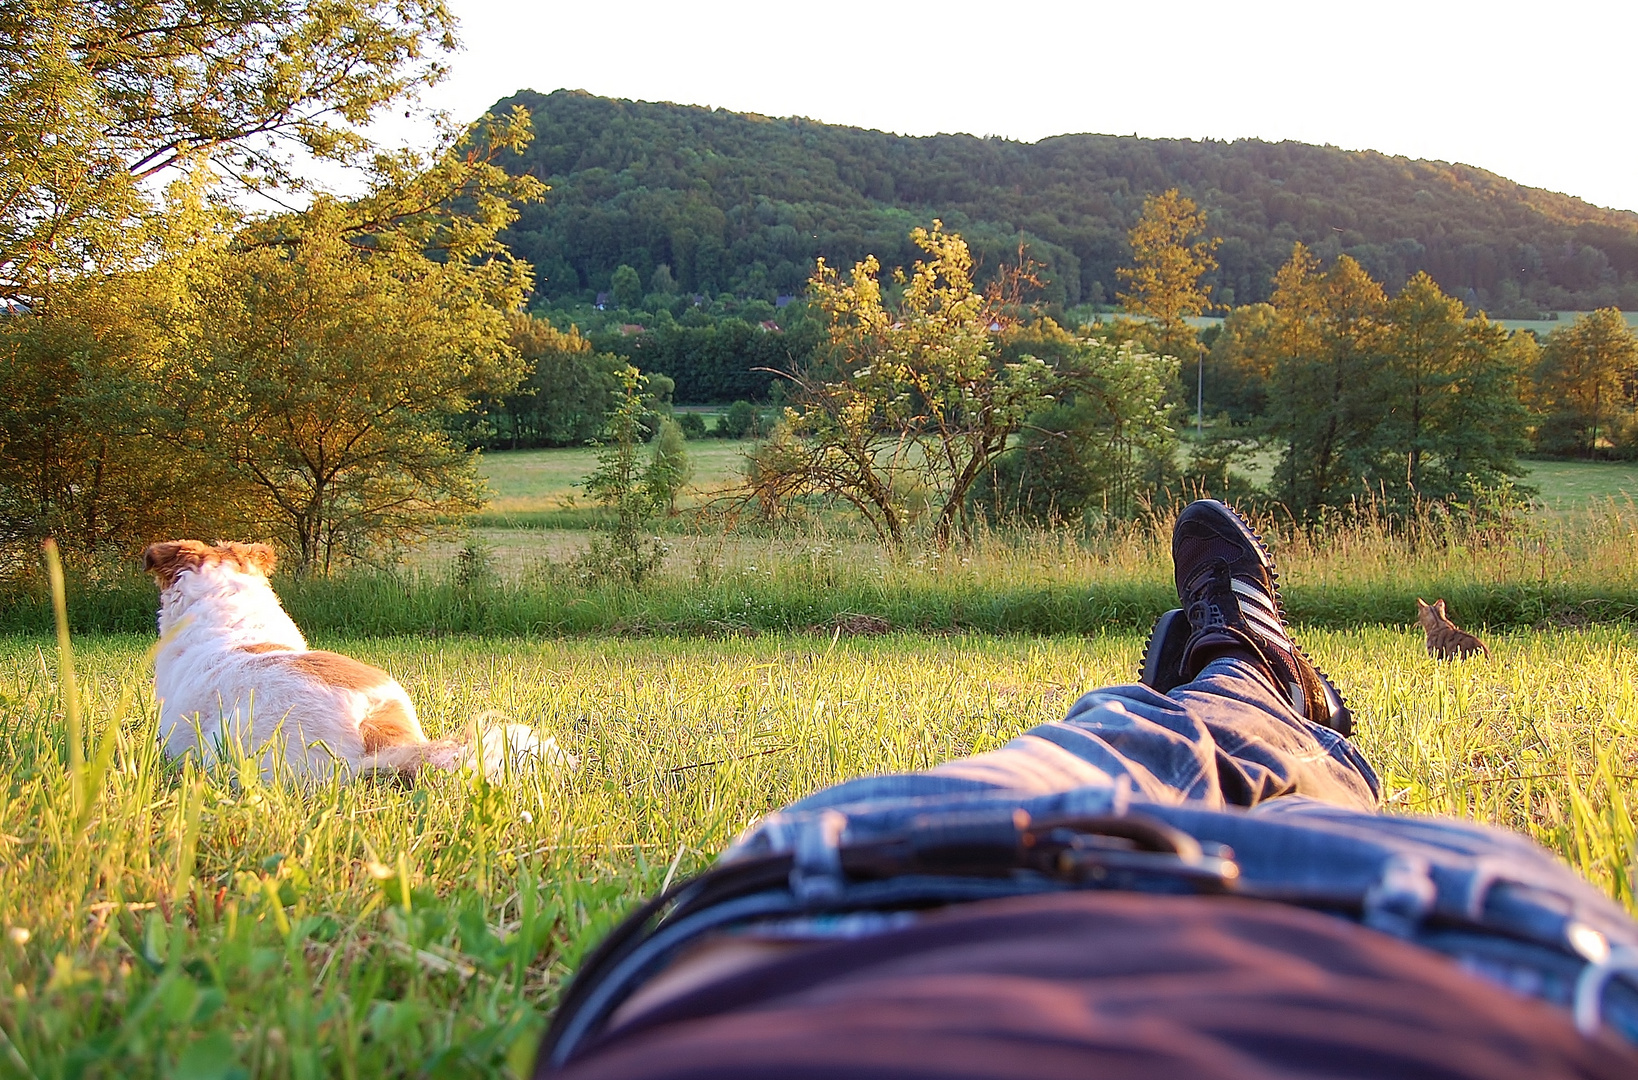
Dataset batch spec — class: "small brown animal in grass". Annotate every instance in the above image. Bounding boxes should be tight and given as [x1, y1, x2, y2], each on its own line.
[1416, 598, 1490, 660]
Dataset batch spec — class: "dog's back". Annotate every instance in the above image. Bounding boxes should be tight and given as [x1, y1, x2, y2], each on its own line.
[144, 540, 562, 781]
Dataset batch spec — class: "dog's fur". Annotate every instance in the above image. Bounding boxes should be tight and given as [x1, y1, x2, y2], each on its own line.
[144, 539, 566, 782]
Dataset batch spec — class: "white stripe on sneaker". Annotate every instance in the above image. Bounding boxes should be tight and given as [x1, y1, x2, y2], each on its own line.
[1240, 602, 1290, 643]
[1229, 577, 1279, 616]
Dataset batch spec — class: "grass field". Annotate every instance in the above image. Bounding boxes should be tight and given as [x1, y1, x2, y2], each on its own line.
[475, 441, 755, 524]
[1, 626, 1635, 1076]
[4, 455, 1638, 1076]
[472, 443, 1638, 527]
[1521, 458, 1638, 511]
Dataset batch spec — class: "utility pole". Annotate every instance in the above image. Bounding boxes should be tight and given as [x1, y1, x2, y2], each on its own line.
[1196, 339, 1204, 436]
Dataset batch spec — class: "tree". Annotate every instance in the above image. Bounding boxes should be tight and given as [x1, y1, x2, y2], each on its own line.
[0, 262, 252, 574]
[477, 315, 629, 449]
[1, 0, 460, 305]
[580, 366, 668, 583]
[610, 264, 643, 309]
[1204, 303, 1278, 421]
[647, 416, 692, 515]
[749, 222, 1054, 546]
[1533, 309, 1638, 458]
[1117, 188, 1220, 364]
[1375, 273, 1528, 504]
[973, 321, 1178, 523]
[1263, 246, 1388, 518]
[171, 214, 524, 576]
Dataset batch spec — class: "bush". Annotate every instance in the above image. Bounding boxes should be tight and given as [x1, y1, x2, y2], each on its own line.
[713, 400, 765, 440]
[676, 412, 707, 439]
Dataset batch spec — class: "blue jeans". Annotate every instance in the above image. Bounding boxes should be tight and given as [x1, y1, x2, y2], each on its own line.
[721, 659, 1638, 1040]
[546, 661, 1638, 1066]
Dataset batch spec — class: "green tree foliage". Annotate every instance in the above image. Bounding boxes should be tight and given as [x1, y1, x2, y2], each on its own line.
[1264, 247, 1390, 515]
[1532, 309, 1638, 458]
[647, 416, 692, 515]
[1378, 273, 1530, 499]
[580, 367, 670, 582]
[1, 0, 459, 304]
[609, 264, 642, 309]
[610, 314, 824, 403]
[1203, 303, 1278, 421]
[492, 89, 1638, 314]
[0, 112, 541, 576]
[1259, 247, 1531, 517]
[0, 263, 250, 574]
[676, 412, 707, 439]
[171, 213, 525, 576]
[1117, 188, 1219, 362]
[715, 400, 767, 440]
[972, 321, 1178, 523]
[477, 315, 628, 449]
[749, 223, 1055, 545]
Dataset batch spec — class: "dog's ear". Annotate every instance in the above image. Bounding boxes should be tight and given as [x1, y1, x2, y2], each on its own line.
[1435, 599, 1447, 616]
[143, 540, 210, 588]
[243, 543, 277, 577]
[1416, 597, 1429, 612]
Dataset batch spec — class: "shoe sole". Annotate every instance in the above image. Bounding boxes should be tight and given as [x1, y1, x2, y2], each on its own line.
[1139, 608, 1189, 692]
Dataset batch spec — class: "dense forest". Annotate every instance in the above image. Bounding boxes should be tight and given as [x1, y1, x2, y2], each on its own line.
[494, 89, 1638, 316]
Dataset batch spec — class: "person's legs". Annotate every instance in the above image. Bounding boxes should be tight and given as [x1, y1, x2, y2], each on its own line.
[766, 498, 1377, 825]
[775, 652, 1377, 823]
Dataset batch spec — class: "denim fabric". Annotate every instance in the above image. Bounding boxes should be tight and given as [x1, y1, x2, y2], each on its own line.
[542, 658, 1638, 1073]
[759, 658, 1378, 823]
[719, 659, 1638, 1040]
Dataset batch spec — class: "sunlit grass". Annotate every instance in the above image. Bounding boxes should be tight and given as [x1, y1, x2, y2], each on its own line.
[476, 441, 757, 519]
[1, 625, 1635, 1076]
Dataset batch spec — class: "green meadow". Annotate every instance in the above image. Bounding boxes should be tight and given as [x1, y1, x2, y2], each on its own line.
[1, 628, 1636, 1077]
[2, 458, 1638, 1077]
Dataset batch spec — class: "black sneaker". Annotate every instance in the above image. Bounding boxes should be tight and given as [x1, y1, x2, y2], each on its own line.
[1141, 500, 1354, 737]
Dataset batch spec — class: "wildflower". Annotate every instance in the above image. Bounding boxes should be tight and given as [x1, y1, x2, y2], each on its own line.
[520, 810, 534, 825]
[6, 927, 27, 946]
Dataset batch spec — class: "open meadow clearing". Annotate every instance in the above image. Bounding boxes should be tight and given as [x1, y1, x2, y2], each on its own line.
[1, 626, 1636, 1076]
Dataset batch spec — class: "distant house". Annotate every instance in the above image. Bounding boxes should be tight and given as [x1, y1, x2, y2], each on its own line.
[619, 323, 646, 335]
[775, 295, 798, 308]
[758, 320, 781, 333]
[595, 292, 611, 310]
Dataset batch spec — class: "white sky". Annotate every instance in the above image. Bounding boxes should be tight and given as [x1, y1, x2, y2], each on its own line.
[374, 0, 1638, 214]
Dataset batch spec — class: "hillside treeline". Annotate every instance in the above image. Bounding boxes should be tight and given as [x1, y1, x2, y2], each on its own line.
[495, 89, 1638, 316]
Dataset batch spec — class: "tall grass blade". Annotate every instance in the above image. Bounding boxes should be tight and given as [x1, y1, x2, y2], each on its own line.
[42, 539, 84, 804]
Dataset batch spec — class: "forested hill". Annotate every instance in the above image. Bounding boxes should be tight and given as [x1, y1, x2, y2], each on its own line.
[493, 88, 1638, 314]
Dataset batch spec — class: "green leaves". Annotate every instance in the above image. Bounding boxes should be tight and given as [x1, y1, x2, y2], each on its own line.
[1533, 308, 1638, 459]
[1, 0, 467, 305]
[766, 223, 1063, 544]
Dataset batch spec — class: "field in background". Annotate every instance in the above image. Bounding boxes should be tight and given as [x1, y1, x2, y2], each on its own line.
[1, 627, 1634, 1076]
[472, 444, 1638, 530]
[13, 494, 1638, 639]
[1520, 458, 1638, 511]
[476, 439, 754, 523]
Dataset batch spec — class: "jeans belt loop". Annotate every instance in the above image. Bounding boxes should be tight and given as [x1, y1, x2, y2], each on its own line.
[791, 809, 847, 903]
[1574, 943, 1638, 1036]
[1362, 853, 1437, 938]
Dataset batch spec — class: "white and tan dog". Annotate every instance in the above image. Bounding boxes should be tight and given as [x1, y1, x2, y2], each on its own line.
[144, 539, 563, 782]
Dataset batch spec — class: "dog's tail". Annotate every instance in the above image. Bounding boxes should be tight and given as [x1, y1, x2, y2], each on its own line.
[361, 719, 575, 782]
